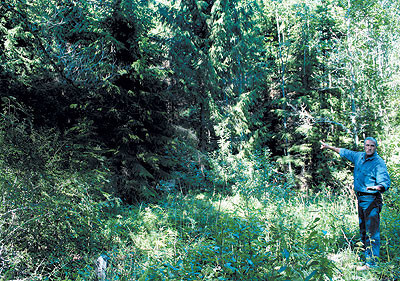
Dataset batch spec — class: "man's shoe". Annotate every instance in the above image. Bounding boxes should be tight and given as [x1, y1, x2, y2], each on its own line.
[356, 264, 370, 271]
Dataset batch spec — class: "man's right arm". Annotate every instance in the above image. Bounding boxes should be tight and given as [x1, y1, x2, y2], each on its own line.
[320, 141, 341, 154]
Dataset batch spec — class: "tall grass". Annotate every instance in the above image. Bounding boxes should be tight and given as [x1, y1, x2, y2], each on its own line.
[57, 186, 398, 281]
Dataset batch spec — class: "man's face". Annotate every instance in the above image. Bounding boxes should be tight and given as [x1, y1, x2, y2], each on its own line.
[364, 139, 377, 157]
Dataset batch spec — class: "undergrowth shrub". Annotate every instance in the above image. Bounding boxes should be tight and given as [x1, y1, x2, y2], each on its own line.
[209, 148, 294, 199]
[70, 145, 392, 281]
[74, 161, 362, 281]
[150, 125, 217, 198]
[379, 163, 400, 279]
[76, 191, 353, 280]
[163, 135, 211, 192]
[0, 101, 111, 280]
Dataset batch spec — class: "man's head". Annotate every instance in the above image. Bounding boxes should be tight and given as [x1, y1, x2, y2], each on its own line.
[364, 137, 378, 158]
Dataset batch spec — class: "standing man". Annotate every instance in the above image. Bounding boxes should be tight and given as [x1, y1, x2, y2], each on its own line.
[321, 137, 391, 270]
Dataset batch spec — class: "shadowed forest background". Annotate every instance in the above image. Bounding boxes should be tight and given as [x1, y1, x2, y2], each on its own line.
[1, 0, 400, 280]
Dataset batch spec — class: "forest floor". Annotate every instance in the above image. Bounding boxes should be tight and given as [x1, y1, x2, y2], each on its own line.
[72, 188, 399, 281]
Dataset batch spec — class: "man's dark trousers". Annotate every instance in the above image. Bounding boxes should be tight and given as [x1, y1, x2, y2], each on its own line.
[357, 192, 382, 266]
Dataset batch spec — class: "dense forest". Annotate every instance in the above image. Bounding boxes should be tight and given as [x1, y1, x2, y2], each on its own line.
[1, 0, 400, 280]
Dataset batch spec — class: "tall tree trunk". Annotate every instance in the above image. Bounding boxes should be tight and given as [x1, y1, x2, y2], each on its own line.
[199, 95, 207, 152]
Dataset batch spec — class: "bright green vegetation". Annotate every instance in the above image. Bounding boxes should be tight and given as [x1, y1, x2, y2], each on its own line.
[1, 123, 399, 280]
[1, 0, 400, 280]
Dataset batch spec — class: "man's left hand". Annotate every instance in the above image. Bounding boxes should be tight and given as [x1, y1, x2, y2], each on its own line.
[366, 185, 382, 191]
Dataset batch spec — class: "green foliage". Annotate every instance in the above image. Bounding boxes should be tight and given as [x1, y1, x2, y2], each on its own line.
[56, 178, 382, 281]
[1, 100, 400, 280]
[161, 127, 212, 192]
[0, 0, 178, 203]
[379, 163, 400, 279]
[157, 0, 219, 152]
[0, 101, 110, 279]
[1, 0, 400, 279]
[3, 0, 400, 198]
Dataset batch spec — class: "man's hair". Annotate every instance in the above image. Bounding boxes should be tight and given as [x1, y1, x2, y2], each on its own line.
[364, 137, 378, 147]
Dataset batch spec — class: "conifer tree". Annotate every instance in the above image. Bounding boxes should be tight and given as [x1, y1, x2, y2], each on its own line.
[0, 0, 175, 202]
[158, 0, 217, 152]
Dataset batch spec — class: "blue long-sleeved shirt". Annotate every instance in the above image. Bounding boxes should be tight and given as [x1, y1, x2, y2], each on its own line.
[340, 148, 391, 193]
